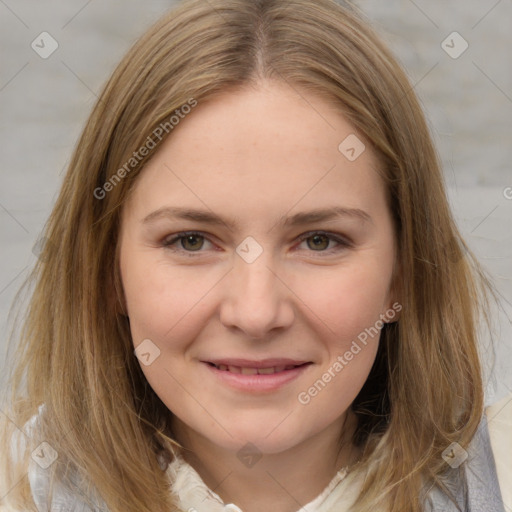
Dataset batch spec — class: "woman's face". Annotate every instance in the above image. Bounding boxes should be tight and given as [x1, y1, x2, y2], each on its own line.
[119, 80, 398, 455]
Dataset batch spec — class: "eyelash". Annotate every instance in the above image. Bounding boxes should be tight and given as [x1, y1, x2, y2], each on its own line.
[161, 230, 352, 256]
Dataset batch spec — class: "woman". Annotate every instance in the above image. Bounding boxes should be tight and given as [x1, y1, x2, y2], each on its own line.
[1, 1, 510, 511]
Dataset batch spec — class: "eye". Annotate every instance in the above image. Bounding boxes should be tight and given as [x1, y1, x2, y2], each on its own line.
[161, 230, 351, 256]
[296, 231, 351, 253]
[162, 231, 214, 253]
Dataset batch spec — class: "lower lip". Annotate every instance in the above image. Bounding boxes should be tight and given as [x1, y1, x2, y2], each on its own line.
[203, 363, 312, 393]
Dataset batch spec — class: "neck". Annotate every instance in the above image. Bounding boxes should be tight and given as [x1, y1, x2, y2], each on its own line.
[170, 410, 361, 512]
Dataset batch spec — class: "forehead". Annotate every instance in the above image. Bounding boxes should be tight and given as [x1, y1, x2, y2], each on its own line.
[124, 80, 387, 224]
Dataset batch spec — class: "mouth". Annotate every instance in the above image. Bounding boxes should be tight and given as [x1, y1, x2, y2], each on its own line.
[201, 359, 313, 392]
[205, 361, 310, 375]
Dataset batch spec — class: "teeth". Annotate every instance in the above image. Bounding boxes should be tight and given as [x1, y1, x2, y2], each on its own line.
[213, 364, 300, 374]
[241, 367, 258, 375]
[257, 367, 276, 375]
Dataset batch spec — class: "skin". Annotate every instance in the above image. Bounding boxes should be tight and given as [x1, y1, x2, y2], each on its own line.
[119, 79, 398, 512]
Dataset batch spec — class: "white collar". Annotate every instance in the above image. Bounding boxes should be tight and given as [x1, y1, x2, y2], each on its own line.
[163, 451, 352, 512]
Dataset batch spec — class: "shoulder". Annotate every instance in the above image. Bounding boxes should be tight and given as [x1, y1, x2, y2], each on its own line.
[486, 392, 512, 511]
[425, 401, 509, 511]
[321, 404, 511, 512]
[10, 404, 105, 512]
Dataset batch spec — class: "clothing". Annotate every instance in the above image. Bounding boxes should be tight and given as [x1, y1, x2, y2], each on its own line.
[165, 452, 360, 512]
[4, 395, 511, 512]
[167, 403, 511, 512]
[486, 393, 512, 509]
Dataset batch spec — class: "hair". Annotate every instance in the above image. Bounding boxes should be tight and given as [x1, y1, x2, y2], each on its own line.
[0, 0, 497, 511]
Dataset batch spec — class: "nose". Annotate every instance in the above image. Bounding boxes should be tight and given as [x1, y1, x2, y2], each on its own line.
[219, 251, 295, 339]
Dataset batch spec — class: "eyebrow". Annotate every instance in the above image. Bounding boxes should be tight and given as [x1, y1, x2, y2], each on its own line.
[141, 206, 372, 230]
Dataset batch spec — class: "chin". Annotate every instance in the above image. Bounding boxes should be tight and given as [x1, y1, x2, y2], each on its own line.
[197, 416, 315, 456]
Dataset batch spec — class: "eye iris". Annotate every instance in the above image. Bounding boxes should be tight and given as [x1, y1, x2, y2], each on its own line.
[307, 234, 329, 251]
[182, 235, 204, 251]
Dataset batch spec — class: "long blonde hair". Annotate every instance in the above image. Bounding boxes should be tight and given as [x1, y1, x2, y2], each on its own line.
[0, 1, 494, 510]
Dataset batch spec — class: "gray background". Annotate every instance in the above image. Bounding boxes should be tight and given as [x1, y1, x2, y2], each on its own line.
[1, 0, 511, 405]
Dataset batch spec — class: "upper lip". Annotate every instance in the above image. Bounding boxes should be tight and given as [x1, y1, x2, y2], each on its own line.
[203, 358, 311, 368]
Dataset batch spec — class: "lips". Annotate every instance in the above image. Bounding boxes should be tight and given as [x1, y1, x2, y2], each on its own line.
[202, 358, 312, 392]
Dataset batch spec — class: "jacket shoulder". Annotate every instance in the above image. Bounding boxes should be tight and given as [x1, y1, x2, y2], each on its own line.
[486, 393, 512, 511]
[16, 405, 107, 512]
[424, 409, 507, 511]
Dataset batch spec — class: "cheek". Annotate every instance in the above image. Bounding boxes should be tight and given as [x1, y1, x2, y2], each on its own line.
[121, 251, 218, 346]
[289, 263, 389, 409]
[293, 269, 386, 417]
[296, 338, 378, 437]
[290, 261, 392, 345]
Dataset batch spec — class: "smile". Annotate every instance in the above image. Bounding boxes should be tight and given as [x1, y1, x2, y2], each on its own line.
[207, 362, 307, 375]
[202, 359, 313, 392]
